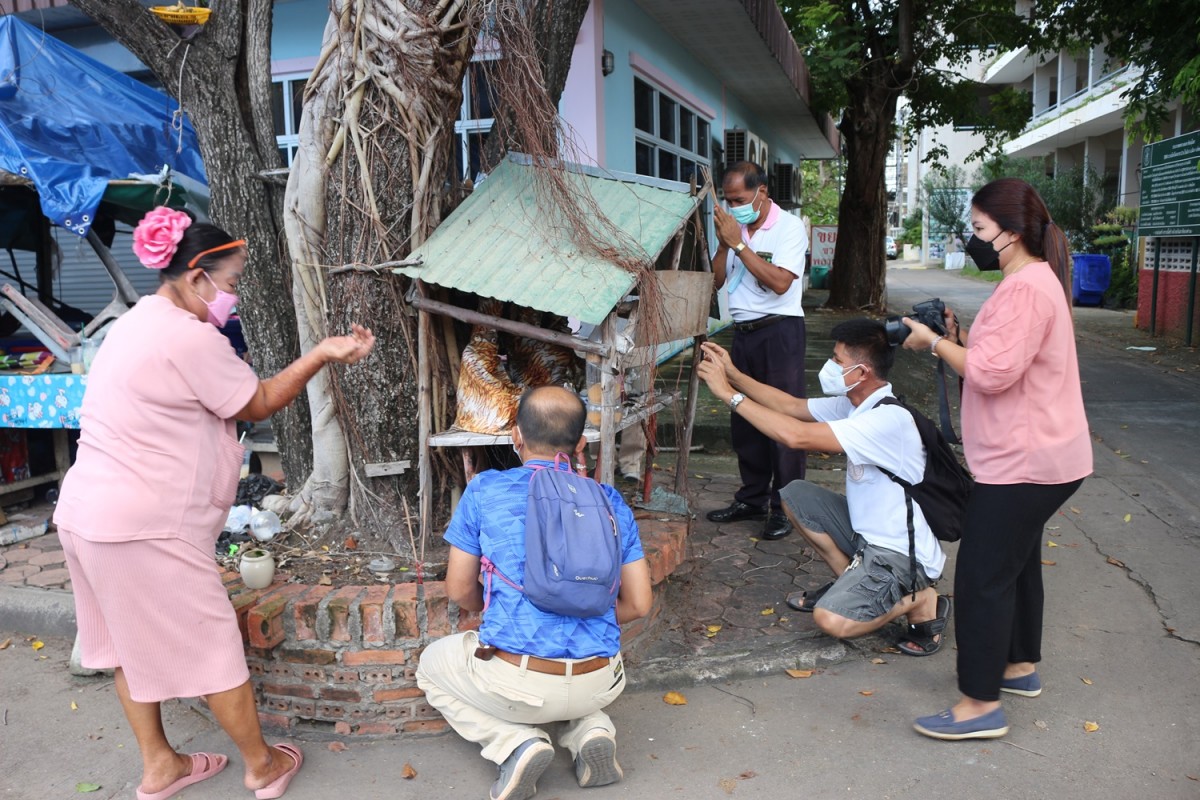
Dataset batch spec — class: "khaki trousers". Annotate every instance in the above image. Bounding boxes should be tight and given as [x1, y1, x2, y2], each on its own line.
[416, 631, 626, 764]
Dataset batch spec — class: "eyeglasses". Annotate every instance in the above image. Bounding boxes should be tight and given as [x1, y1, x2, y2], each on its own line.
[188, 239, 247, 269]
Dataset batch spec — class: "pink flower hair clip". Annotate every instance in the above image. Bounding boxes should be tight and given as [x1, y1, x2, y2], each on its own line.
[132, 206, 192, 270]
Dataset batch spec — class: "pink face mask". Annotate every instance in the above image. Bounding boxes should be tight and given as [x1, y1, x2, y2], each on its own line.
[199, 272, 239, 328]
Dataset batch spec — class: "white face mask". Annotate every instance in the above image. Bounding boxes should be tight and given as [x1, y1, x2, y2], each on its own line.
[818, 358, 863, 396]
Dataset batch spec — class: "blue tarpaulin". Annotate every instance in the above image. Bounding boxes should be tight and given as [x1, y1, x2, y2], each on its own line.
[0, 16, 206, 236]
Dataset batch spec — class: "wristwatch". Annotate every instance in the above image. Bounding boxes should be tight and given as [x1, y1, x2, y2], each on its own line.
[733, 242, 747, 254]
[729, 393, 746, 411]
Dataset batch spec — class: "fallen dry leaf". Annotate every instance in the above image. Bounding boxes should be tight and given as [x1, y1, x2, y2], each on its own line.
[718, 777, 737, 795]
[1081, 677, 1094, 685]
[0, 638, 10, 650]
[738, 771, 757, 780]
[785, 669, 814, 679]
[1041, 560, 1056, 566]
[71, 701, 78, 711]
[318, 574, 333, 586]
[1083, 721, 1100, 733]
[859, 690, 874, 696]
[401, 763, 417, 780]
[663, 691, 688, 706]
[1069, 506, 1082, 515]
[880, 646, 902, 654]
[327, 742, 348, 753]
[1034, 720, 1048, 730]
[31, 640, 44, 651]
[344, 536, 358, 551]
[1186, 774, 1198, 781]
[1106, 556, 1126, 568]
[1123, 513, 1132, 523]
[1047, 541, 1059, 548]
[760, 607, 775, 616]
[706, 625, 722, 634]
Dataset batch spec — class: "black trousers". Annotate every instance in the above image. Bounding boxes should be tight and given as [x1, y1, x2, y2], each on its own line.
[955, 479, 1085, 701]
[729, 315, 807, 512]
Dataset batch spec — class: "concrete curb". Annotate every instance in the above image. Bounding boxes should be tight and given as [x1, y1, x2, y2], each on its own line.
[0, 585, 75, 637]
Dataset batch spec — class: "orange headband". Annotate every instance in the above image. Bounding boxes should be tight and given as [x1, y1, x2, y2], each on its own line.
[187, 239, 247, 269]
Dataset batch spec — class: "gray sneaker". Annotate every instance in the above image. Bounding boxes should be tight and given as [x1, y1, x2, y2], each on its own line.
[574, 729, 623, 788]
[490, 738, 555, 800]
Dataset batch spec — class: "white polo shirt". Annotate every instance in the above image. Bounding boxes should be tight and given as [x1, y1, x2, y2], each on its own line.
[724, 202, 808, 322]
[808, 385, 946, 579]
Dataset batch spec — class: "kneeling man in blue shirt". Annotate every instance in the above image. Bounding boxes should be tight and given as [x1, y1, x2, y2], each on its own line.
[417, 386, 652, 800]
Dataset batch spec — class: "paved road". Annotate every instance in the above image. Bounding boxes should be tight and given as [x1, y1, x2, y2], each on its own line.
[2, 266, 1198, 799]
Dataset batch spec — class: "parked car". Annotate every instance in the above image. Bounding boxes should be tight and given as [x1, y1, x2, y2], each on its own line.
[885, 236, 898, 259]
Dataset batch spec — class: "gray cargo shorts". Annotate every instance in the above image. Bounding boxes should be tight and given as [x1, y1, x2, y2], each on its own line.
[780, 479, 934, 623]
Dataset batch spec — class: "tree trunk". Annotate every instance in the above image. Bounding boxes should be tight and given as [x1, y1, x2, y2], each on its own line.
[826, 80, 900, 311]
[68, 0, 313, 482]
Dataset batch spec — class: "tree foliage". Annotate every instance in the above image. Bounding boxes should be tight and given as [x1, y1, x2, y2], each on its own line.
[923, 165, 971, 242]
[779, 0, 1037, 309]
[799, 160, 843, 225]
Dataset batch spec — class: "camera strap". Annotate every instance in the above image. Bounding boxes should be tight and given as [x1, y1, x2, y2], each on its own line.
[934, 358, 961, 445]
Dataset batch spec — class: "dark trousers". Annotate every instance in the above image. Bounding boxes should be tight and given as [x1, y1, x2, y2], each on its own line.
[729, 316, 807, 512]
[955, 479, 1085, 701]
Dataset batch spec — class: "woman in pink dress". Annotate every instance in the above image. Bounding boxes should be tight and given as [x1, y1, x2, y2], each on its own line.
[54, 207, 375, 799]
[899, 179, 1092, 740]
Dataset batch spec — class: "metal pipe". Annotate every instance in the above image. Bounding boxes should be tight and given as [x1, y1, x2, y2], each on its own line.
[408, 294, 611, 357]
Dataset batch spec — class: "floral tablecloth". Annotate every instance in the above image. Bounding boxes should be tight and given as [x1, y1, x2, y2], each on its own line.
[0, 374, 87, 429]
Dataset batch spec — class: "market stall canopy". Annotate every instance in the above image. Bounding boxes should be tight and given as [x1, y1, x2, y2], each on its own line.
[394, 154, 702, 325]
[0, 16, 206, 236]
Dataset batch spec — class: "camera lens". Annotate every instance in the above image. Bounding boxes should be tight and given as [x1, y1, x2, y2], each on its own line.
[884, 316, 909, 346]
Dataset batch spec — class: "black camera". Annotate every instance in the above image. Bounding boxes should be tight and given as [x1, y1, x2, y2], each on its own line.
[885, 298, 948, 346]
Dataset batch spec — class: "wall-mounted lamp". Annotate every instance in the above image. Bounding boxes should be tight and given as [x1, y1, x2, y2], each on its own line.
[601, 49, 615, 77]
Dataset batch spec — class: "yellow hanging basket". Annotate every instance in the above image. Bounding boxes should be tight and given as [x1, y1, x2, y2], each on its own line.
[150, 3, 212, 26]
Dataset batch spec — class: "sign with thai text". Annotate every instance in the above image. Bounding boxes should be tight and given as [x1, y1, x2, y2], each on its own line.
[1140, 130, 1200, 237]
[811, 226, 837, 267]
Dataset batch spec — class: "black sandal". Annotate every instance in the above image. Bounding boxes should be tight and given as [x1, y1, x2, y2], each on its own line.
[899, 594, 952, 657]
[785, 581, 834, 613]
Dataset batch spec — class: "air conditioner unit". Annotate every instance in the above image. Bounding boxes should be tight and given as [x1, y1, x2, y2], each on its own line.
[772, 163, 801, 209]
[758, 143, 770, 173]
[724, 129, 763, 167]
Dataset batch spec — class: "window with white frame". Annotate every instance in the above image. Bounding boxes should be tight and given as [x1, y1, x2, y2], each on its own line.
[271, 74, 307, 167]
[453, 56, 499, 182]
[633, 77, 710, 183]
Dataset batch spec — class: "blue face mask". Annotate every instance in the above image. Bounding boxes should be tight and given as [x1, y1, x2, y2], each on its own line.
[729, 192, 762, 225]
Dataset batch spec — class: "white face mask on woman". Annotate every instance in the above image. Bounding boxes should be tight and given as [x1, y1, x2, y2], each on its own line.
[818, 359, 864, 396]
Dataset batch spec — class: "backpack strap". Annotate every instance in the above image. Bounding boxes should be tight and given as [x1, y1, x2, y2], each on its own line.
[479, 555, 523, 613]
[873, 396, 919, 601]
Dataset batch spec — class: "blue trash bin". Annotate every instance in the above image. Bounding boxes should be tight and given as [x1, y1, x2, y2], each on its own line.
[1071, 254, 1111, 306]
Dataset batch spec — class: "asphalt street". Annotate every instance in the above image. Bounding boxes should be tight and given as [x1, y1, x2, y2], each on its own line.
[2, 264, 1198, 799]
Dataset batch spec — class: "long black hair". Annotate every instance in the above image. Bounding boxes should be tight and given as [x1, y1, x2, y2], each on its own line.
[971, 178, 1071, 301]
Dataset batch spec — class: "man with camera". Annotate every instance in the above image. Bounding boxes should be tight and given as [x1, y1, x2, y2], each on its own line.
[707, 160, 809, 541]
[697, 319, 950, 654]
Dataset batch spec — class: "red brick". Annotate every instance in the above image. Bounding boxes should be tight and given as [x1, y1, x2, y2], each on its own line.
[321, 687, 361, 702]
[2, 547, 37, 564]
[299, 667, 328, 682]
[230, 588, 269, 643]
[342, 649, 407, 666]
[293, 700, 316, 717]
[383, 705, 413, 720]
[354, 723, 397, 735]
[248, 585, 307, 649]
[293, 585, 334, 641]
[425, 581, 450, 637]
[278, 648, 338, 665]
[359, 585, 390, 645]
[1, 564, 40, 582]
[257, 712, 292, 732]
[332, 670, 359, 684]
[374, 687, 424, 703]
[334, 721, 352, 735]
[362, 669, 395, 683]
[220, 569, 242, 586]
[316, 703, 345, 719]
[326, 586, 363, 643]
[392, 583, 419, 638]
[403, 719, 449, 734]
[261, 682, 316, 699]
[457, 608, 482, 633]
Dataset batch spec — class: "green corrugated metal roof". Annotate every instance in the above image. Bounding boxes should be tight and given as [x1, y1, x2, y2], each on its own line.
[395, 155, 699, 325]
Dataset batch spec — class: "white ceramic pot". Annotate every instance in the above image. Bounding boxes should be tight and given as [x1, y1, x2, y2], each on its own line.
[239, 549, 275, 589]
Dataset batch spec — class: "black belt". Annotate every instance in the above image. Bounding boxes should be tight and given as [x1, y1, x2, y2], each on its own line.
[733, 314, 791, 332]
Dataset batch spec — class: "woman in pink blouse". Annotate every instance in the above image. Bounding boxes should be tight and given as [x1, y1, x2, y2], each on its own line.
[900, 178, 1092, 740]
[55, 208, 375, 799]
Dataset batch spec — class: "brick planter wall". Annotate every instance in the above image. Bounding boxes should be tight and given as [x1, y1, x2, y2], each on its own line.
[204, 511, 689, 740]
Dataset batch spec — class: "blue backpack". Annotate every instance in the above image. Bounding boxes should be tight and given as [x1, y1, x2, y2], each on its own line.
[481, 454, 623, 618]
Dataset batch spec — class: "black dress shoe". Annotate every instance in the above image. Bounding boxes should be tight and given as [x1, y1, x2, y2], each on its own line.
[760, 511, 792, 540]
[706, 501, 768, 523]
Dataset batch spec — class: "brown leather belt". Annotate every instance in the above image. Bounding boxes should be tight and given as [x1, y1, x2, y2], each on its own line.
[733, 313, 790, 332]
[475, 646, 611, 676]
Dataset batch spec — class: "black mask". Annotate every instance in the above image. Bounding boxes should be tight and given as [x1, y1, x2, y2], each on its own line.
[965, 232, 1012, 271]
